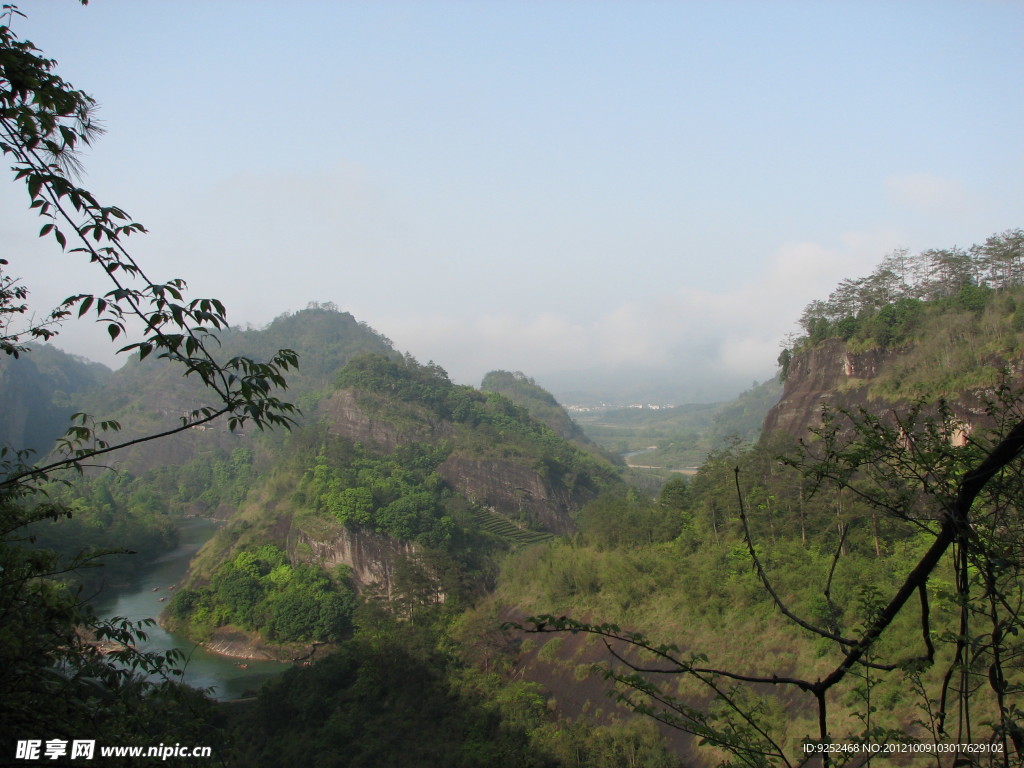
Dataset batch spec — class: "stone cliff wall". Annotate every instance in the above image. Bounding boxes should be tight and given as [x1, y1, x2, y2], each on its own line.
[763, 339, 1014, 441]
[319, 389, 580, 534]
[318, 389, 453, 451]
[438, 455, 580, 535]
[763, 340, 876, 438]
[292, 526, 416, 597]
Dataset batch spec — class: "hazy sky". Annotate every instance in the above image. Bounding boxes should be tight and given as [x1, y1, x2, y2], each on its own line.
[3, 1, 1022, 401]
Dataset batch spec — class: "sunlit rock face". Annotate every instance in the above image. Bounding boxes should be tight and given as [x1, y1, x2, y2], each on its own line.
[437, 455, 579, 536]
[762, 338, 1010, 442]
[763, 340, 881, 438]
[319, 389, 454, 452]
[293, 526, 416, 597]
[292, 386, 601, 595]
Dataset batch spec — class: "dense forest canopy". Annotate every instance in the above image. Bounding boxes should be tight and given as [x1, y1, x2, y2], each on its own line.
[786, 229, 1024, 354]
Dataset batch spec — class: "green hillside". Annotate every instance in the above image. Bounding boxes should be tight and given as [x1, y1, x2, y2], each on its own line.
[167, 351, 624, 649]
[481, 370, 592, 444]
[779, 229, 1024, 399]
[490, 232, 1024, 765]
[9, 233, 1024, 767]
[71, 306, 399, 471]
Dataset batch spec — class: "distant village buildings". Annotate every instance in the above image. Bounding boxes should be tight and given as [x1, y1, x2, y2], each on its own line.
[565, 403, 675, 413]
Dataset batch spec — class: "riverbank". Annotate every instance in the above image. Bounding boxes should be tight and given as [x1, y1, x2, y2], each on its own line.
[623, 446, 699, 474]
[92, 518, 290, 698]
[186, 625, 335, 664]
[625, 463, 699, 474]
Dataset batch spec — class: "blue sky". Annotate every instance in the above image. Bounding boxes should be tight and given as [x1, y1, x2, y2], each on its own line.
[3, 1, 1022, 401]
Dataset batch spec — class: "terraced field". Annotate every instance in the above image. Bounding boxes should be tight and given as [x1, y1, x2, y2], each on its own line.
[473, 507, 554, 547]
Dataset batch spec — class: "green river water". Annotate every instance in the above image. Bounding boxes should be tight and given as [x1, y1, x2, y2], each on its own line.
[92, 518, 288, 700]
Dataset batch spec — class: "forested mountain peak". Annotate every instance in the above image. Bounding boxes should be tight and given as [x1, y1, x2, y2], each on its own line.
[766, 228, 1024, 440]
[53, 306, 399, 472]
[326, 354, 623, 505]
[782, 228, 1023, 359]
[222, 303, 399, 387]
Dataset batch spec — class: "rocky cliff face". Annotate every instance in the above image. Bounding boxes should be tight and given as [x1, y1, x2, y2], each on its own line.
[266, 386, 604, 597]
[762, 339, 1009, 442]
[292, 526, 417, 597]
[318, 389, 453, 451]
[438, 455, 582, 536]
[763, 340, 876, 438]
[319, 388, 584, 534]
[183, 378, 610, 620]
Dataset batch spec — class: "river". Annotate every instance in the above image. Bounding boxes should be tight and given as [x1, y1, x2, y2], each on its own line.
[92, 518, 288, 700]
[623, 446, 698, 474]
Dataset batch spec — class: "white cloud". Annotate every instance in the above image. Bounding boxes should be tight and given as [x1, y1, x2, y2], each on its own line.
[373, 233, 894, 390]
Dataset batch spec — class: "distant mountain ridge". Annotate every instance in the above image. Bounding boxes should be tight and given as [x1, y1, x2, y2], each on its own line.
[0, 344, 111, 457]
[72, 306, 399, 473]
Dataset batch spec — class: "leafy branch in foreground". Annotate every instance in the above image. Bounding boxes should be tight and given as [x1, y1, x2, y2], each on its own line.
[509, 391, 1024, 768]
[0, 5, 296, 757]
[0, 488, 222, 753]
[0, 4, 298, 490]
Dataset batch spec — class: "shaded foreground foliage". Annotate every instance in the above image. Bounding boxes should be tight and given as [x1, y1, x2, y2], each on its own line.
[0, 493, 225, 762]
[0, 4, 297, 761]
[227, 602, 682, 768]
[511, 389, 1024, 767]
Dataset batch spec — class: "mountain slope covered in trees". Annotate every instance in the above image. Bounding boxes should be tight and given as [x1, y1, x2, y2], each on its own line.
[769, 228, 1024, 439]
[167, 349, 625, 649]
[8, 230, 1024, 767]
[0, 344, 111, 456]
[493, 230, 1024, 766]
[481, 370, 598, 446]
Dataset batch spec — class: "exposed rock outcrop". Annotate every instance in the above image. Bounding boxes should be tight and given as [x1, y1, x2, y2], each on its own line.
[318, 389, 453, 451]
[763, 339, 1013, 441]
[291, 526, 417, 597]
[763, 340, 876, 438]
[320, 389, 586, 535]
[438, 455, 581, 535]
